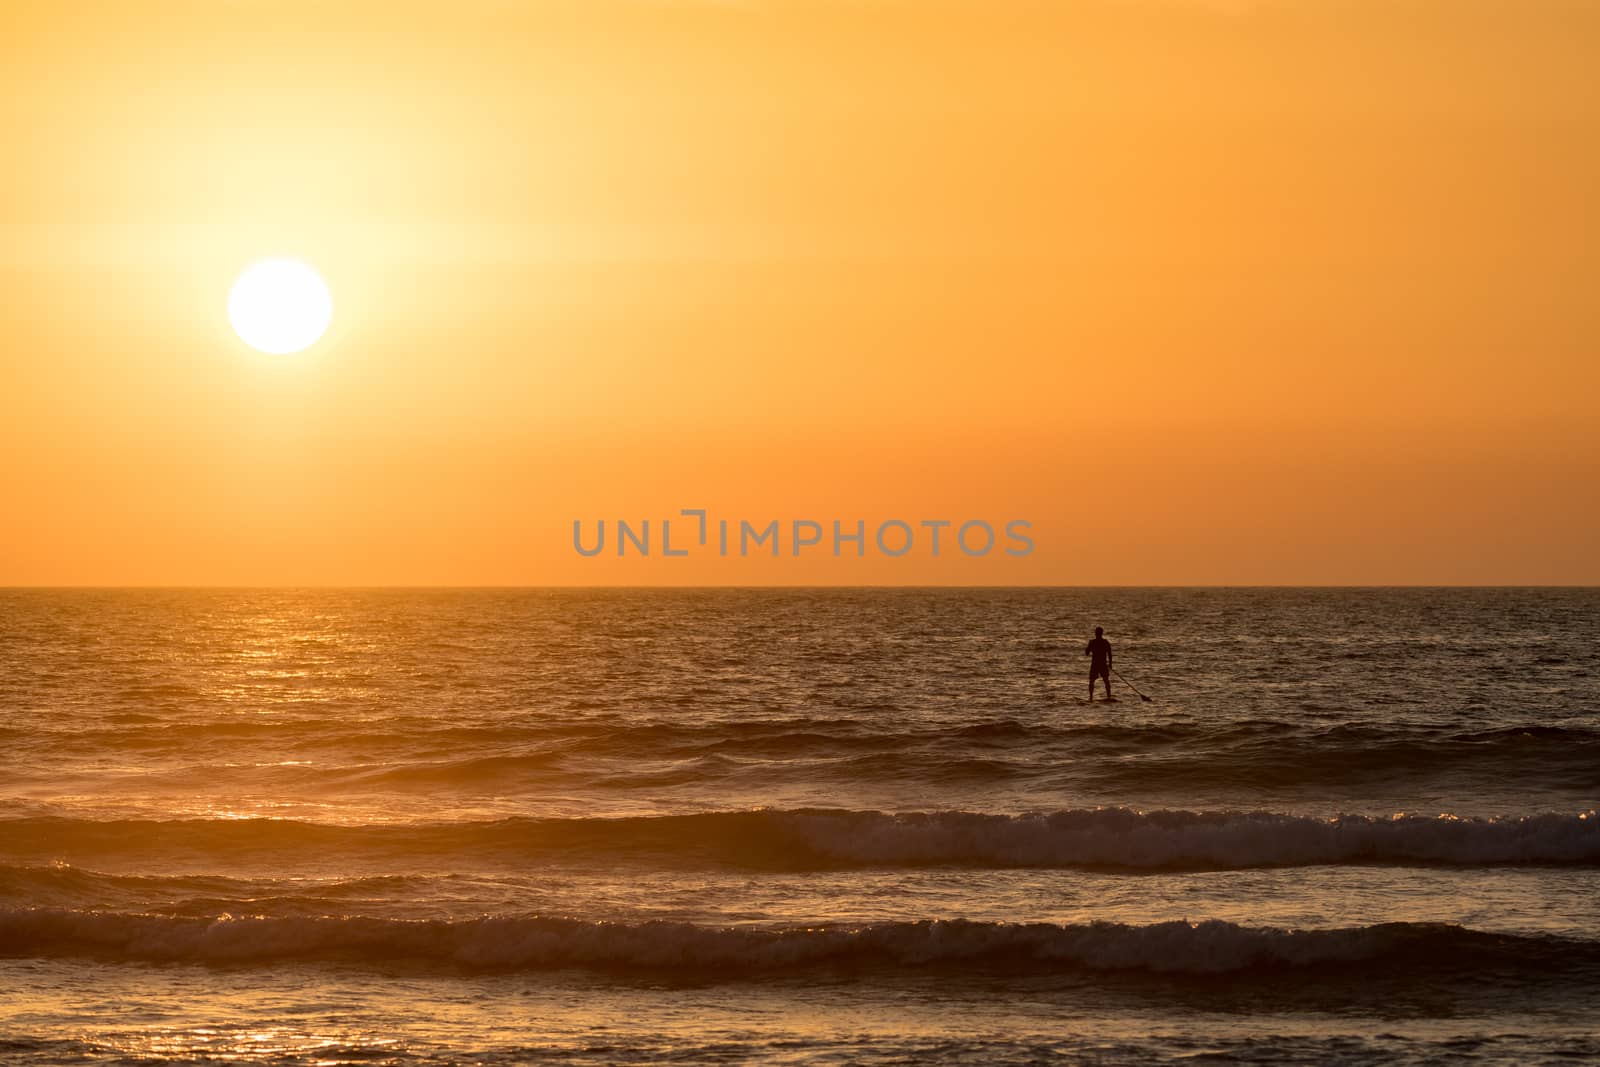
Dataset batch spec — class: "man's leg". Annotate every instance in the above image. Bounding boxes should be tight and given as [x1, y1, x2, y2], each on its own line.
[1088, 670, 1095, 702]
[1101, 670, 1113, 700]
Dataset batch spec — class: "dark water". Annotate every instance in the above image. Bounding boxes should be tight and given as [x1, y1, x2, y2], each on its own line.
[1, 588, 1596, 1064]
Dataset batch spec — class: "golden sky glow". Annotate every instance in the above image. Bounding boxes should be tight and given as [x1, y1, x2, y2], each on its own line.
[2, 0, 1597, 584]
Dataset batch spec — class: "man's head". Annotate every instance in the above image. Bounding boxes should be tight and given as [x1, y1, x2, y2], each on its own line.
[1094, 627, 1103, 637]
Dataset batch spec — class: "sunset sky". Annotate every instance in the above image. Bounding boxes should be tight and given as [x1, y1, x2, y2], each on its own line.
[3, 0, 1596, 584]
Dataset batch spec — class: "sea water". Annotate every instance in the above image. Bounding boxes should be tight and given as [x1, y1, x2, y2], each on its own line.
[1, 588, 1596, 1064]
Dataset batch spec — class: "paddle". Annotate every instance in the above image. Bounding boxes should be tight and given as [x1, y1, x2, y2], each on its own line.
[1112, 668, 1153, 703]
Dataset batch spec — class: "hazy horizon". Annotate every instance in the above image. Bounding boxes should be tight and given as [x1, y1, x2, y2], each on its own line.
[5, 582, 1600, 590]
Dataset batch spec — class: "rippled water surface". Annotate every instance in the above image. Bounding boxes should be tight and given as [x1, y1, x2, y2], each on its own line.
[1, 588, 1596, 1064]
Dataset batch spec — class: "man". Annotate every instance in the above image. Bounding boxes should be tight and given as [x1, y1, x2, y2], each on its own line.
[1085, 626, 1113, 702]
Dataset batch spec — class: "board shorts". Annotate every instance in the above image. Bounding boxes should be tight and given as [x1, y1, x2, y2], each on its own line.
[1090, 662, 1110, 681]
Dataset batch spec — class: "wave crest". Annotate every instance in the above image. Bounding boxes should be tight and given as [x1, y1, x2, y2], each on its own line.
[2, 909, 1592, 978]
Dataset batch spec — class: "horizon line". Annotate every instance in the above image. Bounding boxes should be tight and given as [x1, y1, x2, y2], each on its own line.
[3, 584, 1597, 591]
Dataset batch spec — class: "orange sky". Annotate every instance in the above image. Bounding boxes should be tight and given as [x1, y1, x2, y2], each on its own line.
[3, 0, 1596, 584]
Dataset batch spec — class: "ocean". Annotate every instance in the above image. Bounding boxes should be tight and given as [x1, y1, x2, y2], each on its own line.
[1, 587, 1596, 1064]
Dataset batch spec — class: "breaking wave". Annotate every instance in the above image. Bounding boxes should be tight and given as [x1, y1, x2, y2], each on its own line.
[2, 908, 1595, 979]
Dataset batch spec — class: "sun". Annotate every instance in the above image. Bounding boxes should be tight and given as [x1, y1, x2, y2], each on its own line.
[228, 258, 333, 354]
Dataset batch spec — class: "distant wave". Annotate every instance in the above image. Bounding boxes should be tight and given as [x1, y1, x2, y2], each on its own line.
[2, 908, 1595, 979]
[24, 717, 1600, 757]
[1077, 723, 1600, 793]
[3, 809, 1596, 871]
[12, 719, 1599, 795]
[0, 862, 439, 915]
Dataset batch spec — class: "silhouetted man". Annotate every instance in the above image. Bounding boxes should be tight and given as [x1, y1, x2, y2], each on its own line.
[1085, 626, 1113, 701]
